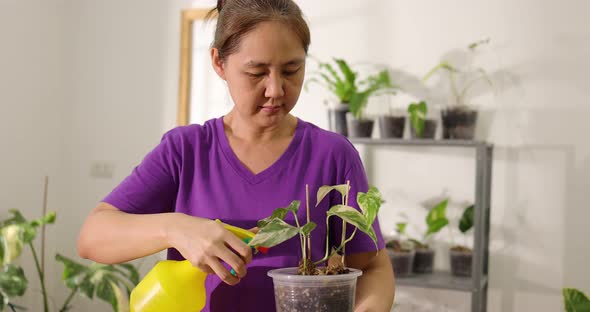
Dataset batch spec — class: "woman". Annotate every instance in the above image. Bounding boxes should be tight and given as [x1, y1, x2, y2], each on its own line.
[78, 0, 394, 311]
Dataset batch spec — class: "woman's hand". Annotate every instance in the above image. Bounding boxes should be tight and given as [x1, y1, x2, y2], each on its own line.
[166, 214, 253, 285]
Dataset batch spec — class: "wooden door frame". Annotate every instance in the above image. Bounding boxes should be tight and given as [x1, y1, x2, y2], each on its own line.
[177, 9, 216, 126]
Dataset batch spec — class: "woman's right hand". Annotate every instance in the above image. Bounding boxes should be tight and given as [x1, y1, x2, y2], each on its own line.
[165, 214, 253, 285]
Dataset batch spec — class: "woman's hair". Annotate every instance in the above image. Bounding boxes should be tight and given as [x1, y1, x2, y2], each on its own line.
[210, 0, 310, 61]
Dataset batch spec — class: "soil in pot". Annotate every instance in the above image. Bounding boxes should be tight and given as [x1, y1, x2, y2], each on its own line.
[346, 113, 374, 138]
[441, 107, 478, 140]
[385, 240, 414, 277]
[409, 119, 437, 139]
[413, 247, 435, 274]
[327, 104, 350, 136]
[268, 267, 362, 312]
[378, 116, 405, 138]
[450, 246, 472, 277]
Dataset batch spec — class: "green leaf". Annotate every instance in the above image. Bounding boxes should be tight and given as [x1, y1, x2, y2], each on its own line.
[327, 205, 378, 248]
[425, 199, 449, 237]
[257, 207, 289, 228]
[115, 263, 140, 286]
[459, 205, 474, 233]
[56, 254, 88, 288]
[316, 184, 350, 207]
[396, 223, 407, 235]
[7, 210, 27, 224]
[426, 199, 449, 227]
[249, 218, 299, 248]
[563, 288, 590, 312]
[0, 264, 27, 297]
[1, 225, 24, 265]
[300, 222, 317, 236]
[285, 200, 300, 215]
[0, 291, 6, 311]
[30, 211, 56, 228]
[357, 186, 382, 226]
[425, 219, 449, 237]
[408, 101, 427, 137]
[96, 277, 117, 312]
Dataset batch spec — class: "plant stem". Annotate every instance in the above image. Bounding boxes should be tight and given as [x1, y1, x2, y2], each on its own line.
[316, 216, 332, 265]
[59, 286, 79, 312]
[8, 304, 17, 312]
[29, 243, 49, 312]
[292, 211, 306, 265]
[340, 181, 351, 264]
[333, 228, 358, 255]
[306, 184, 311, 260]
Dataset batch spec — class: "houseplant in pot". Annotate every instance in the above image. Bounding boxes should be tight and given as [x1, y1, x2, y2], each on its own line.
[378, 107, 406, 139]
[408, 199, 449, 274]
[449, 204, 474, 277]
[385, 222, 415, 278]
[306, 58, 396, 138]
[249, 183, 382, 312]
[422, 39, 493, 140]
[407, 101, 437, 139]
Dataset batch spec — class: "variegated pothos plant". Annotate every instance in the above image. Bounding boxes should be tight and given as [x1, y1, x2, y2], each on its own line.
[248, 183, 382, 274]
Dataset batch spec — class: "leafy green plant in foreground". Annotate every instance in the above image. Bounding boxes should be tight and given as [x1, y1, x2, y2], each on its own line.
[563, 288, 590, 312]
[0, 209, 139, 312]
[249, 183, 383, 275]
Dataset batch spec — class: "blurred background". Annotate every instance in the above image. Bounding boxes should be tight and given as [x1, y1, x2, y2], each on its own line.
[1, 0, 589, 311]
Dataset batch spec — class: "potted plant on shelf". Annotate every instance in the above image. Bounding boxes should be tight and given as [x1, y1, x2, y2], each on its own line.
[0, 209, 139, 312]
[422, 38, 493, 140]
[385, 222, 415, 277]
[248, 183, 382, 312]
[449, 204, 474, 277]
[407, 199, 449, 274]
[407, 101, 437, 139]
[306, 58, 396, 138]
[379, 107, 406, 139]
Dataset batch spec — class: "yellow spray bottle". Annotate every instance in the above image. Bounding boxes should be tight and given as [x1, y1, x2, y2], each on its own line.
[129, 219, 267, 312]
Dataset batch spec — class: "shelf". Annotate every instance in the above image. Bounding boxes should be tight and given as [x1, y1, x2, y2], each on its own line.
[348, 138, 492, 148]
[396, 271, 488, 293]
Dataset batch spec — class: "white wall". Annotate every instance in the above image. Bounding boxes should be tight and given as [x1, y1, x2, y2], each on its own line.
[0, 1, 66, 311]
[1, 0, 588, 311]
[297, 0, 590, 311]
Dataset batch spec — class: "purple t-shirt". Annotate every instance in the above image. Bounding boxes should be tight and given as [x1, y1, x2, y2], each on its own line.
[103, 116, 385, 312]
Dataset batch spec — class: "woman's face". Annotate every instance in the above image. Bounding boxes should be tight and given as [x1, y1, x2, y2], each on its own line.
[212, 21, 306, 128]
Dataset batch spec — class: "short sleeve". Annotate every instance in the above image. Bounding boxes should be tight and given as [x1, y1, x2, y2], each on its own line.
[102, 131, 181, 214]
[329, 150, 386, 254]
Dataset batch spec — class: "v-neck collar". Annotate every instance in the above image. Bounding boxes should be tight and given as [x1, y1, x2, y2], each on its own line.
[215, 116, 304, 185]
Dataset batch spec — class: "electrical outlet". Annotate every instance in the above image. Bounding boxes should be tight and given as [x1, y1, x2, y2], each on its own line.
[90, 161, 115, 178]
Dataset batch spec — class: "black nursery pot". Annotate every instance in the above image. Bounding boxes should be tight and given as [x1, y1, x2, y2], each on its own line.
[409, 119, 437, 139]
[346, 113, 374, 138]
[413, 248, 435, 274]
[450, 249, 473, 277]
[379, 116, 405, 138]
[387, 248, 415, 277]
[327, 104, 350, 136]
[441, 107, 478, 140]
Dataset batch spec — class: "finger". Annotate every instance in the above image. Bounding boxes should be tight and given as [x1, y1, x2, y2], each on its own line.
[216, 245, 248, 278]
[248, 227, 259, 234]
[196, 264, 215, 275]
[225, 233, 253, 265]
[206, 256, 240, 285]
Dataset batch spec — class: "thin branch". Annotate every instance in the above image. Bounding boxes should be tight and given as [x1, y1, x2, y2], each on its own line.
[29, 243, 49, 312]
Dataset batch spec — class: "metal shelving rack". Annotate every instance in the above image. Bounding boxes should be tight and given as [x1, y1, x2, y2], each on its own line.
[349, 138, 493, 312]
